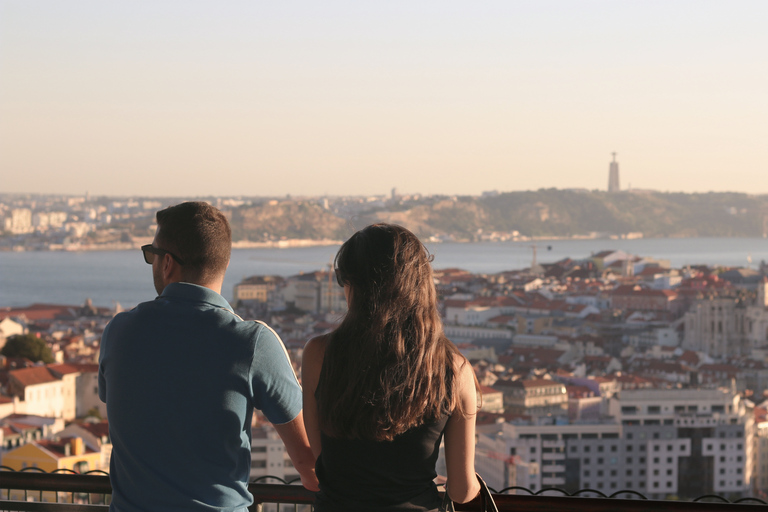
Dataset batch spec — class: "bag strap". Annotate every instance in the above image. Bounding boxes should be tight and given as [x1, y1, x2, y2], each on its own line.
[441, 474, 498, 512]
[476, 474, 498, 512]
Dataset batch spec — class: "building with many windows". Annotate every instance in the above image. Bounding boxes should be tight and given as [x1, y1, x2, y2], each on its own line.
[477, 388, 752, 500]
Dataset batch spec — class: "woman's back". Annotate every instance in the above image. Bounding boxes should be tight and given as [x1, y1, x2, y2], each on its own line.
[314, 417, 449, 511]
[302, 224, 481, 510]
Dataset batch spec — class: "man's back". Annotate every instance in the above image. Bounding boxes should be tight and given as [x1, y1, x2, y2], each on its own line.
[99, 282, 302, 512]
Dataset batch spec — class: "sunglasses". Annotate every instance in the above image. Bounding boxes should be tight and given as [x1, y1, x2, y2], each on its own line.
[141, 244, 185, 265]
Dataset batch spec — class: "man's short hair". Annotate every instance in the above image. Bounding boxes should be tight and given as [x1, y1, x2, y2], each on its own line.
[155, 202, 231, 284]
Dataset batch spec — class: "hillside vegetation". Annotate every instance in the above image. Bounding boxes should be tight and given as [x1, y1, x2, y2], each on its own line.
[227, 190, 768, 242]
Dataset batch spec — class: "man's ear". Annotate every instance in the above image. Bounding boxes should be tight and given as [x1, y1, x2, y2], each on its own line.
[162, 253, 176, 281]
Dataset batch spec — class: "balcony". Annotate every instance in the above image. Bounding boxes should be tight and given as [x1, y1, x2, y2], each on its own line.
[0, 470, 765, 511]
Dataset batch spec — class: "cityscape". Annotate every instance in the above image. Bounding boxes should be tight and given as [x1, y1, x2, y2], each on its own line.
[3, 1, 768, 507]
[2, 184, 768, 500]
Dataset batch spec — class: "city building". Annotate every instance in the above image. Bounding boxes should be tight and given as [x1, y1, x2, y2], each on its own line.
[477, 387, 751, 499]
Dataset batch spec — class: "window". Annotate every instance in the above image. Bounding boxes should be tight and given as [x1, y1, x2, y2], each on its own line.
[611, 445, 617, 452]
[598, 445, 604, 452]
[626, 469, 633, 476]
[510, 448, 516, 455]
[627, 445, 634, 452]
[640, 469, 646, 476]
[648, 406, 661, 414]
[720, 469, 725, 475]
[653, 432, 660, 439]
[610, 482, 617, 489]
[530, 447, 536, 454]
[737, 456, 743, 462]
[597, 482, 603, 489]
[610, 470, 617, 476]
[627, 457, 633, 464]
[737, 443, 743, 450]
[597, 470, 604, 477]
[720, 480, 725, 486]
[737, 468, 742, 475]
[585, 458, 591, 464]
[653, 482, 659, 488]
[720, 456, 726, 462]
[584, 446, 591, 452]
[667, 445, 673, 451]
[640, 457, 646, 464]
[251, 460, 266, 468]
[654, 445, 660, 452]
[653, 470, 659, 476]
[627, 433, 634, 440]
[667, 469, 673, 476]
[640, 445, 646, 452]
[584, 470, 591, 477]
[570, 446, 577, 453]
[597, 458, 604, 464]
[653, 458, 659, 463]
[666, 482, 672, 488]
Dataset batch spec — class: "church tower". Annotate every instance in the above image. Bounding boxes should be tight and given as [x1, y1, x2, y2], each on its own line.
[608, 152, 620, 193]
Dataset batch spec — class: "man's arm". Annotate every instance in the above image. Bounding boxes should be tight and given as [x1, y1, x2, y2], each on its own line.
[273, 412, 320, 491]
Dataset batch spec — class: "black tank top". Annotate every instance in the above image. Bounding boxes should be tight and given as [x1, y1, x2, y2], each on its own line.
[314, 415, 450, 512]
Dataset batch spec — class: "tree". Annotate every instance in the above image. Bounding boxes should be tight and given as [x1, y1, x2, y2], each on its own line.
[1, 333, 54, 364]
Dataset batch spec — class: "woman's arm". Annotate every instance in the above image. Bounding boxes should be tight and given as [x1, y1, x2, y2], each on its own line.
[301, 335, 328, 460]
[443, 355, 481, 503]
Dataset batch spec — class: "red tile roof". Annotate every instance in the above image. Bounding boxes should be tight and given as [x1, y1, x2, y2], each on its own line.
[9, 366, 58, 387]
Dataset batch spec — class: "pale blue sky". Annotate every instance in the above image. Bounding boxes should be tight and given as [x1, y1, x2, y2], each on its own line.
[1, 1, 766, 197]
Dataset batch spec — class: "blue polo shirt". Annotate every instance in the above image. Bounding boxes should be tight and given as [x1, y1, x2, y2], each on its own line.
[99, 283, 302, 512]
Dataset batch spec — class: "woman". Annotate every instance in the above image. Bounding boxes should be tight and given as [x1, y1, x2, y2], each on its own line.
[302, 223, 481, 511]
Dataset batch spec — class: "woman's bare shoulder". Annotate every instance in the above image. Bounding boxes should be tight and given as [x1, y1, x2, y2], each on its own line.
[304, 334, 331, 360]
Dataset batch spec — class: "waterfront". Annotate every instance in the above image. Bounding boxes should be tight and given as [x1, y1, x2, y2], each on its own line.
[2, 237, 768, 309]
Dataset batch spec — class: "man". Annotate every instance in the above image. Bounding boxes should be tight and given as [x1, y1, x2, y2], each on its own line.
[99, 202, 318, 512]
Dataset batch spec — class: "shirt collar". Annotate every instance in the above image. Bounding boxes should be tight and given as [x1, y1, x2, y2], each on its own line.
[159, 282, 234, 313]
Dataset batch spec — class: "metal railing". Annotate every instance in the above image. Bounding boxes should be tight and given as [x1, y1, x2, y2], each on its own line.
[0, 469, 765, 511]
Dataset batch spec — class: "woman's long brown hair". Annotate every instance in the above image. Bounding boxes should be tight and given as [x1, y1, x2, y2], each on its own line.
[315, 223, 463, 442]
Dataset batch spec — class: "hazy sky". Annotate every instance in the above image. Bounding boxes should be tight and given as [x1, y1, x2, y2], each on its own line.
[1, 1, 766, 197]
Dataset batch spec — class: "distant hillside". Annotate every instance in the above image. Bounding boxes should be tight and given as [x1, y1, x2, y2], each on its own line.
[227, 191, 768, 242]
[229, 200, 348, 241]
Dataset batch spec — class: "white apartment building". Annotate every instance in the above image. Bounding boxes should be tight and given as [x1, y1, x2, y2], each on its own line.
[6, 367, 77, 421]
[476, 387, 751, 500]
[5, 209, 33, 234]
[250, 425, 302, 484]
[682, 298, 749, 357]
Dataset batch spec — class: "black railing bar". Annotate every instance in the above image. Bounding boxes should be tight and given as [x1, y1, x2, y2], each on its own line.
[0, 473, 111, 494]
[474, 494, 763, 511]
[0, 473, 760, 511]
[0, 502, 106, 512]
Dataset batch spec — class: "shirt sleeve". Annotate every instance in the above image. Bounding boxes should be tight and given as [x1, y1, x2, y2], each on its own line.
[249, 321, 303, 425]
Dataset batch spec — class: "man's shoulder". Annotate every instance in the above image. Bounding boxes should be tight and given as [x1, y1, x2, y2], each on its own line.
[224, 317, 280, 342]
